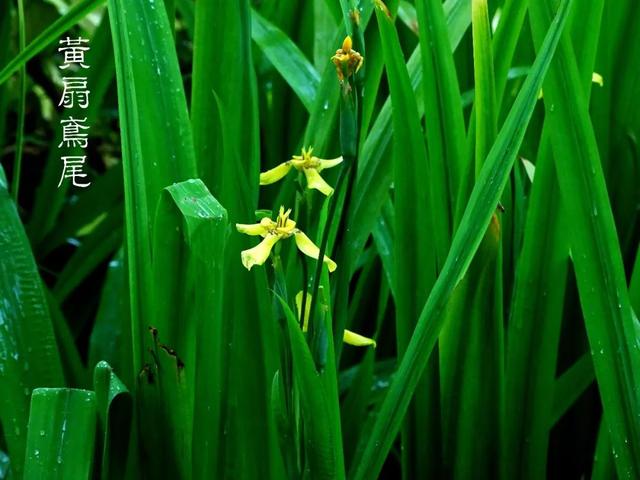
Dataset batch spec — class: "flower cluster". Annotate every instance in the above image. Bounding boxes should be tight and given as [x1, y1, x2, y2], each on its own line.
[233, 37, 374, 348]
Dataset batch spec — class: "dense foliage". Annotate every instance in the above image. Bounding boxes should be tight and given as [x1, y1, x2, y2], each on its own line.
[1, 0, 640, 478]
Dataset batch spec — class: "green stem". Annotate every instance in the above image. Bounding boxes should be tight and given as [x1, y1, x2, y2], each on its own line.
[307, 165, 349, 342]
[272, 248, 288, 301]
[11, 0, 26, 204]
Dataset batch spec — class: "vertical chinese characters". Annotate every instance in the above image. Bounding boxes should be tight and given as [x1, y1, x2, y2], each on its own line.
[57, 36, 91, 188]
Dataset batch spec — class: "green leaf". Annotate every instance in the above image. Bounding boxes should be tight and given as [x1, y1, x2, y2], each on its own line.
[352, 2, 572, 477]
[0, 1, 12, 152]
[46, 290, 88, 389]
[503, 136, 569, 478]
[151, 179, 228, 480]
[52, 206, 123, 302]
[550, 354, 595, 426]
[0, 166, 64, 478]
[439, 221, 502, 477]
[443, 0, 471, 51]
[88, 249, 131, 385]
[251, 9, 320, 112]
[11, 0, 27, 203]
[0, 0, 105, 85]
[23, 388, 97, 480]
[349, 0, 472, 273]
[277, 295, 345, 480]
[471, 0, 497, 174]
[93, 362, 132, 480]
[529, 1, 640, 476]
[415, 0, 467, 265]
[191, 1, 285, 477]
[503, 1, 603, 474]
[36, 164, 123, 257]
[375, 5, 440, 478]
[107, 0, 197, 377]
[592, 417, 615, 480]
[137, 330, 191, 479]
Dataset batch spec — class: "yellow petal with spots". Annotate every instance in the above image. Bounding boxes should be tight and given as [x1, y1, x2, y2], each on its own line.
[343, 329, 376, 348]
[293, 231, 337, 272]
[240, 234, 280, 270]
[260, 162, 292, 185]
[303, 168, 334, 196]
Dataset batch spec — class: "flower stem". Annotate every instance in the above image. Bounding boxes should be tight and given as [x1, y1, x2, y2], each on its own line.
[11, 0, 26, 204]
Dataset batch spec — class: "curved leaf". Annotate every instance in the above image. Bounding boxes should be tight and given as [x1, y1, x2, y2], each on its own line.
[93, 362, 131, 480]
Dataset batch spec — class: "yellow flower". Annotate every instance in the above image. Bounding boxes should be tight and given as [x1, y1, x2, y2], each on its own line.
[236, 206, 337, 272]
[343, 330, 377, 348]
[295, 291, 376, 348]
[331, 36, 364, 82]
[591, 72, 604, 87]
[259, 147, 343, 196]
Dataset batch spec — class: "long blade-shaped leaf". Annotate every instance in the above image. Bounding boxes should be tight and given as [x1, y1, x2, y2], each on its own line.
[0, 166, 64, 477]
[251, 9, 320, 112]
[375, 6, 440, 478]
[503, 136, 569, 478]
[349, 0, 472, 268]
[0, 0, 105, 86]
[107, 0, 197, 375]
[352, 3, 572, 477]
[504, 0, 604, 475]
[278, 296, 345, 480]
[191, 1, 284, 477]
[415, 0, 467, 266]
[529, 1, 640, 476]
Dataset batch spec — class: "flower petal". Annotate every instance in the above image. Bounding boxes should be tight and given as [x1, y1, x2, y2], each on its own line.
[240, 234, 280, 270]
[293, 231, 337, 272]
[295, 291, 312, 332]
[303, 168, 334, 196]
[592, 72, 604, 87]
[236, 221, 270, 236]
[316, 156, 344, 171]
[260, 162, 292, 185]
[343, 329, 376, 348]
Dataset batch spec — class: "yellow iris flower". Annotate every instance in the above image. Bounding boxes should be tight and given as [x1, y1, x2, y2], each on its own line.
[295, 291, 376, 348]
[259, 147, 343, 196]
[236, 206, 337, 272]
